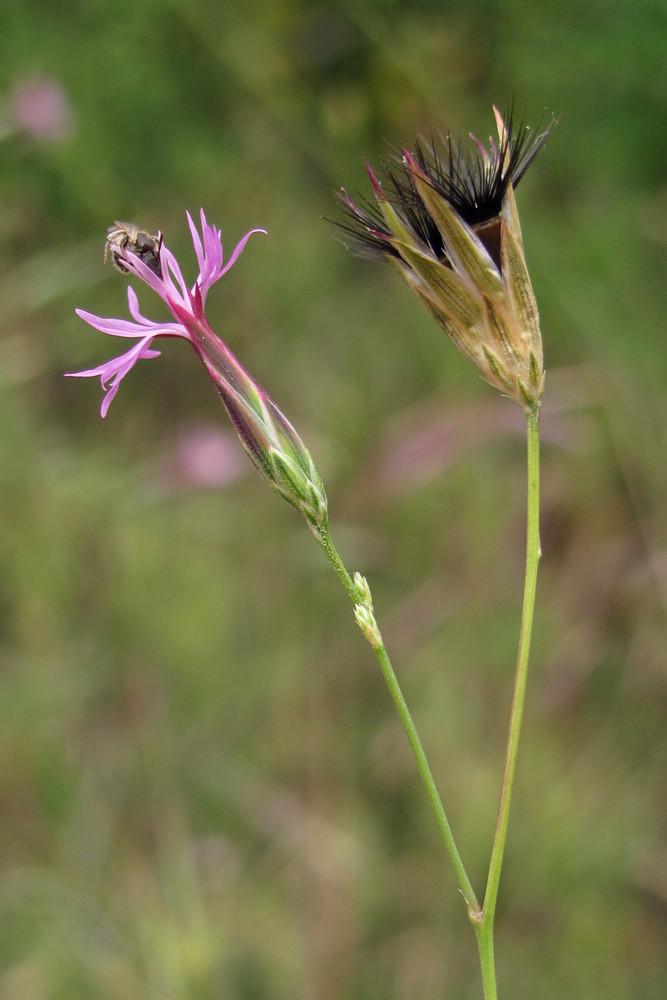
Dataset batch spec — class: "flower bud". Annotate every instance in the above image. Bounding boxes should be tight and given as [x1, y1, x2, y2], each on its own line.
[213, 374, 328, 534]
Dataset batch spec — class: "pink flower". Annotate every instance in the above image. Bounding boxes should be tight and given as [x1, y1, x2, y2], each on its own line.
[70, 209, 262, 416]
[70, 210, 328, 532]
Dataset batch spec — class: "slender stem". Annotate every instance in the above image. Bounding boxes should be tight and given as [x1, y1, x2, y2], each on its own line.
[317, 524, 480, 916]
[474, 921, 497, 1000]
[474, 408, 542, 997]
[316, 406, 540, 1000]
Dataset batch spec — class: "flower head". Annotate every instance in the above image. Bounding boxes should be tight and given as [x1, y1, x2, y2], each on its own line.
[69, 210, 328, 533]
[336, 106, 556, 413]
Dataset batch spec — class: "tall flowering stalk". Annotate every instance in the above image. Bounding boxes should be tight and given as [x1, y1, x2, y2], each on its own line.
[71, 210, 468, 919]
[335, 106, 555, 998]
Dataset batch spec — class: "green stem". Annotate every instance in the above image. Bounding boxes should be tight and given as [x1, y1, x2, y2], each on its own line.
[474, 408, 542, 999]
[317, 524, 480, 917]
[316, 406, 540, 1000]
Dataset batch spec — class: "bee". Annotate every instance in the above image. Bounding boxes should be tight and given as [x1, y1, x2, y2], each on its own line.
[105, 222, 163, 278]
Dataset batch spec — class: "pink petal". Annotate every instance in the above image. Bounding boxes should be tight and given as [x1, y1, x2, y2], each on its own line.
[219, 227, 267, 278]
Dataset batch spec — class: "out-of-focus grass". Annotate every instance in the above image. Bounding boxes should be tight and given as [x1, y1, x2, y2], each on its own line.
[0, 1, 666, 997]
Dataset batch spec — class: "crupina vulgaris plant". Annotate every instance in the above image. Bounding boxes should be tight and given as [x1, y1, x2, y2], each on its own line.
[71, 106, 555, 999]
[336, 104, 556, 998]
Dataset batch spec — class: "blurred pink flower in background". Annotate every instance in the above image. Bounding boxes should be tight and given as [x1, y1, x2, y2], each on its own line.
[175, 425, 249, 488]
[8, 74, 74, 142]
[150, 424, 250, 494]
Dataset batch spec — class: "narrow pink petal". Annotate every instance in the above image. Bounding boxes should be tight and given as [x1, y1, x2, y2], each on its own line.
[75, 308, 149, 338]
[66, 338, 162, 417]
[196, 217, 224, 297]
[66, 339, 161, 380]
[187, 210, 205, 273]
[66, 345, 161, 380]
[99, 386, 119, 417]
[124, 286, 187, 338]
[125, 286, 156, 324]
[115, 249, 167, 297]
[76, 305, 183, 340]
[218, 228, 267, 278]
[161, 247, 190, 303]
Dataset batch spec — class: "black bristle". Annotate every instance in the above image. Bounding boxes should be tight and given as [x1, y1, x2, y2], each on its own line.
[331, 106, 556, 263]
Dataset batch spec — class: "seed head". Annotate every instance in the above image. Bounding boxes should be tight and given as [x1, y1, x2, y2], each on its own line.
[335, 106, 556, 413]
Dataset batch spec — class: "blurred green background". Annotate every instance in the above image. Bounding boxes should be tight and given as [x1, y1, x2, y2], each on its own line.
[1, 1, 666, 997]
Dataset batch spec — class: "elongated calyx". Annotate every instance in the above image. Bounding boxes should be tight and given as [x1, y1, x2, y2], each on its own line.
[336, 107, 556, 413]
